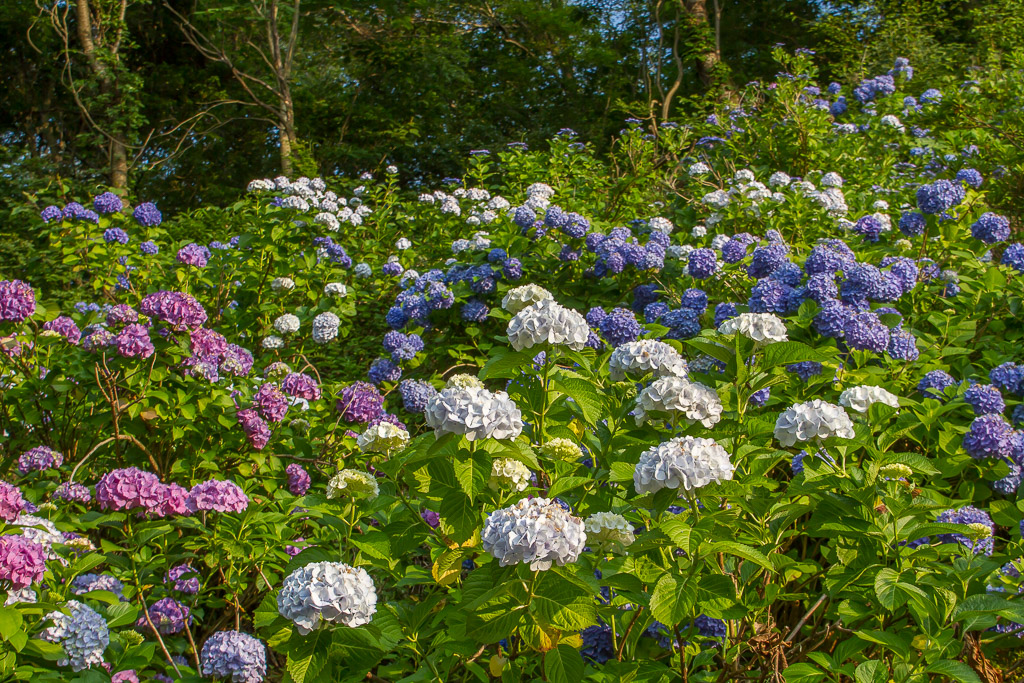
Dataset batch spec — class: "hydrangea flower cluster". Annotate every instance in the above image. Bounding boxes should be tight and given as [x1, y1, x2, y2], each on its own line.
[488, 458, 532, 491]
[186, 480, 249, 513]
[838, 385, 900, 413]
[608, 340, 687, 381]
[633, 436, 734, 494]
[17, 446, 63, 474]
[424, 386, 523, 441]
[774, 400, 855, 447]
[277, 561, 378, 633]
[507, 298, 590, 352]
[200, 631, 267, 683]
[634, 377, 723, 428]
[39, 600, 110, 670]
[481, 497, 587, 571]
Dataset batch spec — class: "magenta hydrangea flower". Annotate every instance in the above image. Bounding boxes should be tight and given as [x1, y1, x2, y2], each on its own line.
[281, 373, 321, 401]
[254, 384, 289, 423]
[186, 480, 249, 513]
[53, 482, 91, 504]
[112, 671, 139, 683]
[336, 382, 385, 423]
[42, 316, 81, 344]
[190, 328, 229, 357]
[105, 304, 140, 327]
[166, 563, 201, 594]
[286, 464, 311, 496]
[81, 327, 114, 352]
[95, 468, 166, 512]
[17, 446, 64, 474]
[0, 535, 46, 588]
[237, 408, 271, 450]
[139, 291, 208, 332]
[176, 243, 211, 268]
[0, 481, 27, 522]
[114, 323, 155, 359]
[421, 509, 440, 528]
[0, 280, 36, 323]
[137, 597, 191, 635]
[154, 483, 190, 518]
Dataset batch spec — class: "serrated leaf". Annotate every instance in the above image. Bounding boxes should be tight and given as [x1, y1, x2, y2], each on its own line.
[707, 541, 774, 572]
[286, 628, 332, 683]
[554, 376, 605, 426]
[432, 549, 464, 586]
[544, 644, 584, 683]
[925, 660, 982, 683]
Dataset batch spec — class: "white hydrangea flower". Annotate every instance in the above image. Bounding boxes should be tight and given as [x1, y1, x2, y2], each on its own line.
[702, 190, 731, 209]
[418, 193, 435, 203]
[247, 178, 275, 192]
[451, 239, 471, 253]
[634, 377, 723, 428]
[873, 199, 890, 211]
[688, 162, 711, 176]
[488, 458, 531, 492]
[717, 312, 788, 345]
[324, 283, 347, 297]
[277, 562, 377, 634]
[395, 237, 412, 250]
[326, 469, 379, 500]
[16, 514, 64, 560]
[40, 600, 109, 671]
[311, 312, 340, 344]
[839, 385, 900, 413]
[270, 277, 295, 292]
[665, 245, 686, 260]
[487, 196, 511, 211]
[768, 172, 791, 187]
[280, 196, 310, 212]
[648, 216, 674, 234]
[481, 498, 586, 571]
[733, 169, 755, 184]
[608, 340, 688, 382]
[526, 183, 555, 199]
[386, 164, 398, 174]
[501, 284, 553, 314]
[691, 224, 707, 238]
[820, 172, 844, 187]
[314, 212, 340, 231]
[466, 188, 491, 201]
[540, 438, 584, 462]
[792, 180, 816, 194]
[711, 234, 730, 250]
[424, 386, 523, 441]
[354, 263, 372, 278]
[357, 422, 410, 454]
[274, 314, 300, 335]
[584, 512, 635, 551]
[880, 115, 905, 131]
[5, 587, 36, 606]
[262, 335, 284, 350]
[633, 436, 734, 494]
[873, 211, 892, 232]
[813, 187, 849, 215]
[507, 299, 589, 352]
[774, 399, 855, 447]
[445, 374, 484, 390]
[440, 198, 461, 215]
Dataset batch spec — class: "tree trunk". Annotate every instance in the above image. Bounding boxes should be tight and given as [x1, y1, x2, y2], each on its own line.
[110, 135, 129, 189]
[683, 0, 721, 90]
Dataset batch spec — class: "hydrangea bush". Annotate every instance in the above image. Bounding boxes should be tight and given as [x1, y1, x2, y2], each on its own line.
[1, 50, 1024, 682]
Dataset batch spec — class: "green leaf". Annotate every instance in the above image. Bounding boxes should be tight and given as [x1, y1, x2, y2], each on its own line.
[707, 541, 774, 572]
[854, 660, 887, 683]
[873, 568, 905, 611]
[759, 341, 835, 369]
[781, 663, 826, 683]
[440, 492, 479, 542]
[925, 660, 982, 683]
[683, 338, 734, 365]
[547, 476, 589, 499]
[853, 629, 909, 658]
[659, 517, 694, 554]
[0, 608, 23, 641]
[544, 644, 584, 683]
[107, 602, 140, 628]
[286, 628, 332, 683]
[480, 348, 533, 380]
[650, 573, 693, 626]
[554, 376, 605, 426]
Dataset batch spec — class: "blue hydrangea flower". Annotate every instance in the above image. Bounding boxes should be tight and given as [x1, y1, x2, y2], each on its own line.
[713, 303, 737, 327]
[962, 414, 1014, 459]
[512, 206, 536, 229]
[791, 448, 834, 475]
[585, 307, 608, 327]
[581, 622, 614, 663]
[93, 192, 123, 214]
[917, 370, 956, 400]
[964, 384, 1005, 416]
[661, 308, 702, 339]
[916, 179, 965, 215]
[487, 248, 507, 264]
[368, 358, 402, 385]
[956, 168, 983, 188]
[1002, 244, 1024, 273]
[688, 248, 718, 279]
[103, 228, 130, 245]
[813, 300, 853, 338]
[844, 312, 890, 352]
[749, 388, 771, 407]
[935, 506, 994, 555]
[503, 258, 523, 280]
[786, 362, 822, 382]
[133, 202, 162, 227]
[770, 262, 803, 287]
[599, 308, 642, 347]
[971, 213, 1011, 244]
[41, 205, 62, 222]
[461, 300, 489, 322]
[853, 215, 883, 242]
[644, 302, 669, 323]
[749, 279, 795, 314]
[747, 244, 789, 279]
[804, 241, 854, 275]
[679, 288, 708, 312]
[990, 363, 1024, 396]
[887, 329, 919, 361]
[721, 239, 749, 263]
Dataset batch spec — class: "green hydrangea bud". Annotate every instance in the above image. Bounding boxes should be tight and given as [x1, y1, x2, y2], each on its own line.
[540, 438, 584, 462]
[967, 523, 992, 539]
[879, 463, 913, 480]
[446, 373, 484, 390]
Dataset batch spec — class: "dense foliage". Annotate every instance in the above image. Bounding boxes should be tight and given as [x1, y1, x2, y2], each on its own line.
[2, 49, 1024, 682]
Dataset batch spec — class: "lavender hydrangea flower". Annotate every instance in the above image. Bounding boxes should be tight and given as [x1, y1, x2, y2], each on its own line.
[140, 240, 159, 255]
[918, 370, 957, 400]
[71, 573, 125, 599]
[187, 480, 248, 513]
[286, 464, 311, 496]
[93, 192, 123, 214]
[236, 408, 270, 450]
[281, 372, 320, 401]
[140, 291, 208, 331]
[133, 202, 162, 226]
[971, 213, 1011, 244]
[990, 363, 1024, 396]
[41, 205, 62, 222]
[887, 329, 919, 361]
[43, 316, 81, 344]
[962, 414, 1014, 459]
[0, 280, 36, 322]
[201, 631, 266, 683]
[368, 358, 402, 385]
[1002, 244, 1024, 273]
[40, 600, 109, 670]
[688, 248, 718, 279]
[165, 564, 201, 594]
[177, 243, 211, 268]
[253, 383, 289, 422]
[18, 446, 64, 474]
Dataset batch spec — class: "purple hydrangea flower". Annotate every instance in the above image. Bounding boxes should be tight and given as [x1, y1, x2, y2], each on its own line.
[71, 573, 125, 598]
[368, 358, 402, 385]
[599, 308, 642, 347]
[286, 464, 311, 496]
[844, 312, 890, 352]
[43, 316, 81, 344]
[680, 288, 709, 312]
[1002, 244, 1024, 273]
[990, 363, 1024, 396]
[382, 261, 403, 277]
[0, 280, 36, 323]
[420, 509, 440, 528]
[503, 258, 522, 280]
[383, 331, 425, 362]
[140, 291, 208, 331]
[103, 227, 130, 244]
[887, 329, 919, 361]
[133, 203, 162, 227]
[918, 370, 957, 400]
[137, 597, 191, 635]
[166, 564, 201, 594]
[186, 480, 249, 513]
[956, 168, 983, 188]
[236, 409, 271, 450]
[337, 382, 385, 423]
[93, 192, 123, 214]
[964, 384, 1005, 416]
[40, 205, 62, 222]
[898, 211, 926, 237]
[713, 302, 737, 327]
[114, 323, 154, 359]
[749, 388, 771, 407]
[461, 299, 489, 322]
[916, 179, 965, 215]
[96, 468, 166, 512]
[18, 446, 64, 474]
[281, 373, 320, 401]
[220, 344, 254, 377]
[53, 482, 91, 504]
[253, 384, 289, 422]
